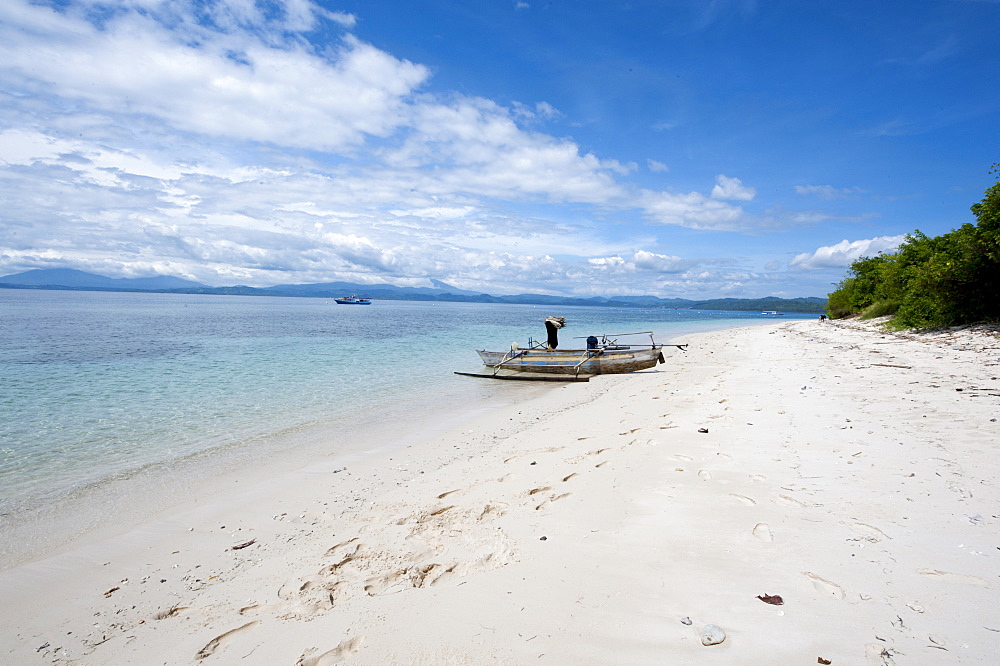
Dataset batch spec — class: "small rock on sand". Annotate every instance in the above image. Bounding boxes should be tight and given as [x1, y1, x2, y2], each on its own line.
[700, 624, 726, 646]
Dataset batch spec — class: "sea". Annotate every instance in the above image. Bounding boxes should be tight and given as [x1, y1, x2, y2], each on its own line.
[0, 288, 815, 564]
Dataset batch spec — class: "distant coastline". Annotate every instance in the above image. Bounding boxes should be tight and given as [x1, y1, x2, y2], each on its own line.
[0, 269, 828, 313]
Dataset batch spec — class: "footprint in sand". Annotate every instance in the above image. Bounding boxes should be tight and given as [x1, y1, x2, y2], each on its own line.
[917, 568, 989, 587]
[320, 553, 362, 578]
[409, 562, 456, 588]
[536, 492, 572, 510]
[803, 571, 845, 599]
[749, 474, 767, 483]
[774, 494, 806, 507]
[698, 470, 712, 481]
[849, 522, 891, 543]
[674, 454, 693, 462]
[864, 642, 897, 666]
[325, 538, 361, 558]
[323, 580, 350, 604]
[729, 493, 756, 505]
[562, 472, 579, 482]
[366, 562, 465, 595]
[478, 503, 507, 521]
[752, 522, 773, 542]
[364, 569, 406, 596]
[195, 621, 260, 660]
[427, 505, 457, 518]
[567, 449, 608, 464]
[153, 605, 190, 620]
[278, 579, 303, 600]
[502, 447, 563, 464]
[275, 574, 352, 619]
[409, 546, 445, 561]
[393, 506, 453, 526]
[436, 488, 464, 499]
[528, 486, 552, 496]
[297, 636, 365, 666]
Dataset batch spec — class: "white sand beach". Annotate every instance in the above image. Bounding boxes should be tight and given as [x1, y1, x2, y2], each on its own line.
[3, 319, 999, 665]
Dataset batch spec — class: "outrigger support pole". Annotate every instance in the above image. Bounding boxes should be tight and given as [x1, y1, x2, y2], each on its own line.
[491, 348, 525, 376]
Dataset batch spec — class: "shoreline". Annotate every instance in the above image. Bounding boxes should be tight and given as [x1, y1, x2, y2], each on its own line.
[0, 371, 554, 570]
[3, 319, 998, 664]
[0, 315, 768, 570]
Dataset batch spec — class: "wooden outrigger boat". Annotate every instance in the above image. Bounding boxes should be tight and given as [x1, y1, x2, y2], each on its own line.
[456, 317, 687, 381]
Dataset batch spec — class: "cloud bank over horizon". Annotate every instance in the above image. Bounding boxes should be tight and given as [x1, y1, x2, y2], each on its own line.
[0, 0, 995, 298]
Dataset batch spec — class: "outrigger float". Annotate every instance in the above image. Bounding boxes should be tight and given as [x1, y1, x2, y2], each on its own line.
[455, 316, 687, 382]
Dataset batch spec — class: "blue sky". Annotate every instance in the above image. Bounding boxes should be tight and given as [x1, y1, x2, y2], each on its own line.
[0, 0, 997, 298]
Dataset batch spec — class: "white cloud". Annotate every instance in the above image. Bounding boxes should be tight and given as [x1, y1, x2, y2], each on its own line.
[0, 2, 428, 151]
[789, 235, 906, 270]
[632, 250, 688, 273]
[639, 189, 746, 230]
[512, 101, 561, 122]
[0, 128, 271, 184]
[647, 159, 669, 173]
[385, 96, 628, 203]
[652, 121, 678, 131]
[589, 250, 689, 274]
[711, 174, 756, 201]
[794, 184, 867, 200]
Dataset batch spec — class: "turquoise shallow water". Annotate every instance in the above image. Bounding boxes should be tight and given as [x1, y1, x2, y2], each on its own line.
[0, 289, 814, 519]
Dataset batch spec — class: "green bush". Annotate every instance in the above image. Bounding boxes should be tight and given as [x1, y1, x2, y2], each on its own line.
[859, 300, 900, 320]
[827, 165, 1000, 329]
[825, 279, 853, 319]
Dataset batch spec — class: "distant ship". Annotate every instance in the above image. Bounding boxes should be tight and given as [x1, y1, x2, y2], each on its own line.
[760, 311, 784, 315]
[334, 296, 372, 305]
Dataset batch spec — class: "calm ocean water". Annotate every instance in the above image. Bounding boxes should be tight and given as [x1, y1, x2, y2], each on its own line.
[0, 289, 814, 529]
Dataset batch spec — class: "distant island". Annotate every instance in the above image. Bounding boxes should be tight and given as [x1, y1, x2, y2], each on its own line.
[0, 268, 828, 313]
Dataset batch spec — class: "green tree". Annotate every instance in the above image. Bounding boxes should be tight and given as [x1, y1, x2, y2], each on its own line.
[828, 164, 1000, 328]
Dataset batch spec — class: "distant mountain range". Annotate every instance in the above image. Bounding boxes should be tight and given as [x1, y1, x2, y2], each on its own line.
[0, 268, 828, 312]
[0, 268, 205, 290]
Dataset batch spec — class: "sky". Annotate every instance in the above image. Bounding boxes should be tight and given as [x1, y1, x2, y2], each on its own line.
[0, 0, 997, 299]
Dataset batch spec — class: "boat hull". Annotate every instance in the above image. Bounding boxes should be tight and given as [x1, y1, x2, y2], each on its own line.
[476, 347, 664, 375]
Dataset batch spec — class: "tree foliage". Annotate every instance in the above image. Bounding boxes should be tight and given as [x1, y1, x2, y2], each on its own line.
[827, 165, 1000, 329]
